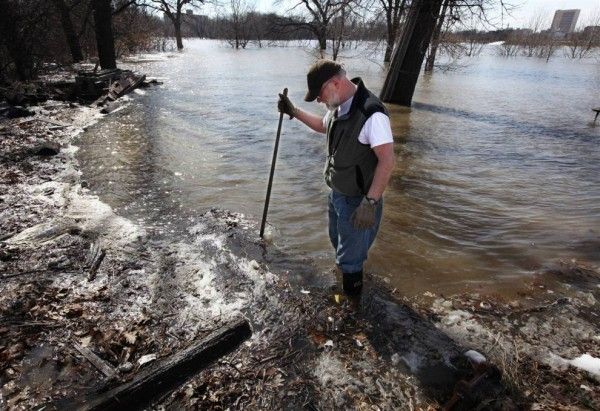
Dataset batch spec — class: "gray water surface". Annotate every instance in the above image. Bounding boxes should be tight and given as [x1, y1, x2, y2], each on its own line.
[76, 40, 600, 296]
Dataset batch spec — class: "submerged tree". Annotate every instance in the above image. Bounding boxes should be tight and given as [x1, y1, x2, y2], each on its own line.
[381, 0, 513, 105]
[423, 0, 450, 72]
[379, 0, 407, 62]
[279, 0, 352, 50]
[224, 0, 252, 49]
[144, 0, 204, 50]
[565, 12, 600, 59]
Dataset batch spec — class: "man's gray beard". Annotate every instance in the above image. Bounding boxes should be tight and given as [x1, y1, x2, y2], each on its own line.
[326, 92, 342, 111]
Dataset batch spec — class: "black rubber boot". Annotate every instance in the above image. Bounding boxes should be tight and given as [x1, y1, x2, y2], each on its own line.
[343, 270, 363, 295]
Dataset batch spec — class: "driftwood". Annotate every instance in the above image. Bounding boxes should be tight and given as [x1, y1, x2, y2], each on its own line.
[74, 343, 117, 379]
[65, 317, 251, 411]
[86, 242, 105, 281]
[107, 74, 146, 101]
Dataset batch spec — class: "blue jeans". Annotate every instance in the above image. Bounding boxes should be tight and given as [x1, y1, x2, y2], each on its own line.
[328, 190, 383, 274]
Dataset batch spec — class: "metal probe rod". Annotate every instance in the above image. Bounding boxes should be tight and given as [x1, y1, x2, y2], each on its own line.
[260, 88, 287, 238]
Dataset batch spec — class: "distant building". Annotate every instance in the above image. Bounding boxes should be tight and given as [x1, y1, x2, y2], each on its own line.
[583, 26, 600, 37]
[550, 9, 580, 34]
[183, 10, 208, 37]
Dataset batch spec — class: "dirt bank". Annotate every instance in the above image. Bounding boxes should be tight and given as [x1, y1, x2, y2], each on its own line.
[1, 97, 598, 410]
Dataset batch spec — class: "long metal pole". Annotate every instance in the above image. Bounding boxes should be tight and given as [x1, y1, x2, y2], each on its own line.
[260, 88, 287, 238]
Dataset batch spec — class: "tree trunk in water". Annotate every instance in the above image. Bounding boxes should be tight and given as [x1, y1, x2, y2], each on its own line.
[383, 0, 408, 63]
[174, 18, 184, 50]
[92, 0, 116, 69]
[384, 32, 394, 63]
[380, 0, 444, 106]
[424, 0, 449, 72]
[52, 0, 84, 62]
[318, 26, 327, 50]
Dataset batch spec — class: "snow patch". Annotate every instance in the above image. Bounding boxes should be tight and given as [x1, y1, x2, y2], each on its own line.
[546, 352, 600, 380]
[570, 354, 600, 378]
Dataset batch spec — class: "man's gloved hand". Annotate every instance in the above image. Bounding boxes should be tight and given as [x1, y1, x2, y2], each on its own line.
[278, 93, 296, 119]
[351, 197, 377, 230]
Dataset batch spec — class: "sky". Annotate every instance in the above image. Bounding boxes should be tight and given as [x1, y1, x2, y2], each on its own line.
[499, 0, 599, 28]
[201, 0, 600, 30]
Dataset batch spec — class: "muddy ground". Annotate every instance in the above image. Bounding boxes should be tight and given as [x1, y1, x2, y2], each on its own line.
[1, 97, 599, 410]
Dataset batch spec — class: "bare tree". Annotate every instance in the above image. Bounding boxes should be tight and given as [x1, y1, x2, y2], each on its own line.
[224, 0, 251, 49]
[426, 0, 516, 69]
[247, 12, 265, 47]
[279, 0, 348, 50]
[0, 0, 39, 80]
[381, 0, 514, 105]
[144, 0, 204, 49]
[496, 34, 519, 57]
[462, 33, 484, 56]
[52, 0, 84, 62]
[565, 11, 600, 59]
[330, 6, 348, 59]
[379, 0, 407, 62]
[329, 0, 367, 59]
[424, 0, 450, 72]
[540, 34, 557, 62]
[92, 0, 117, 69]
[520, 12, 546, 57]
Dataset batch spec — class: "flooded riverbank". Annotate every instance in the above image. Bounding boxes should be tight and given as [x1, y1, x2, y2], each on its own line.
[76, 40, 600, 297]
[1, 60, 598, 409]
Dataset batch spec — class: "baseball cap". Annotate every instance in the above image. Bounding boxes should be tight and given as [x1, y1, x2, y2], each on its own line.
[304, 59, 343, 102]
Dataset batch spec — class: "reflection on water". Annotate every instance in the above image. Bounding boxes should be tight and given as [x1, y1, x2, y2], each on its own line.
[76, 40, 600, 296]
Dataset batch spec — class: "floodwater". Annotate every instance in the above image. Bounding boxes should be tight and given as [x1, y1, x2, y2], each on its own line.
[76, 40, 600, 296]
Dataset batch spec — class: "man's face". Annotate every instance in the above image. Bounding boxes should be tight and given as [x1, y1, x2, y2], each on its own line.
[317, 76, 342, 110]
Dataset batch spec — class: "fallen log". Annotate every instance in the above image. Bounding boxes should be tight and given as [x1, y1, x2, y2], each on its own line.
[61, 317, 251, 411]
[74, 343, 117, 380]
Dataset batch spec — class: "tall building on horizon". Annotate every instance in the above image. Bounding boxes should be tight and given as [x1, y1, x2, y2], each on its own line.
[550, 9, 581, 34]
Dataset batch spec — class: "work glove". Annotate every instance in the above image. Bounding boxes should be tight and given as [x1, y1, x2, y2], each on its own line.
[350, 197, 377, 230]
[278, 93, 296, 119]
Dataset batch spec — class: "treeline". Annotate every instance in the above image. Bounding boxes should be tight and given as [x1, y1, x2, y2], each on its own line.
[174, 12, 386, 47]
[444, 27, 600, 60]
[0, 0, 396, 82]
[0, 0, 170, 82]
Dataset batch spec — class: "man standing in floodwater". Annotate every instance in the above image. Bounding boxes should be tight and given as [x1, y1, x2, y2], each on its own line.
[278, 60, 395, 295]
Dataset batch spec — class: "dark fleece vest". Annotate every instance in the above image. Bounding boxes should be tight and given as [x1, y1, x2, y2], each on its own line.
[324, 78, 388, 196]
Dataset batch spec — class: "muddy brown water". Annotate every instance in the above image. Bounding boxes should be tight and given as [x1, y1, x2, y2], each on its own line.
[75, 40, 600, 297]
